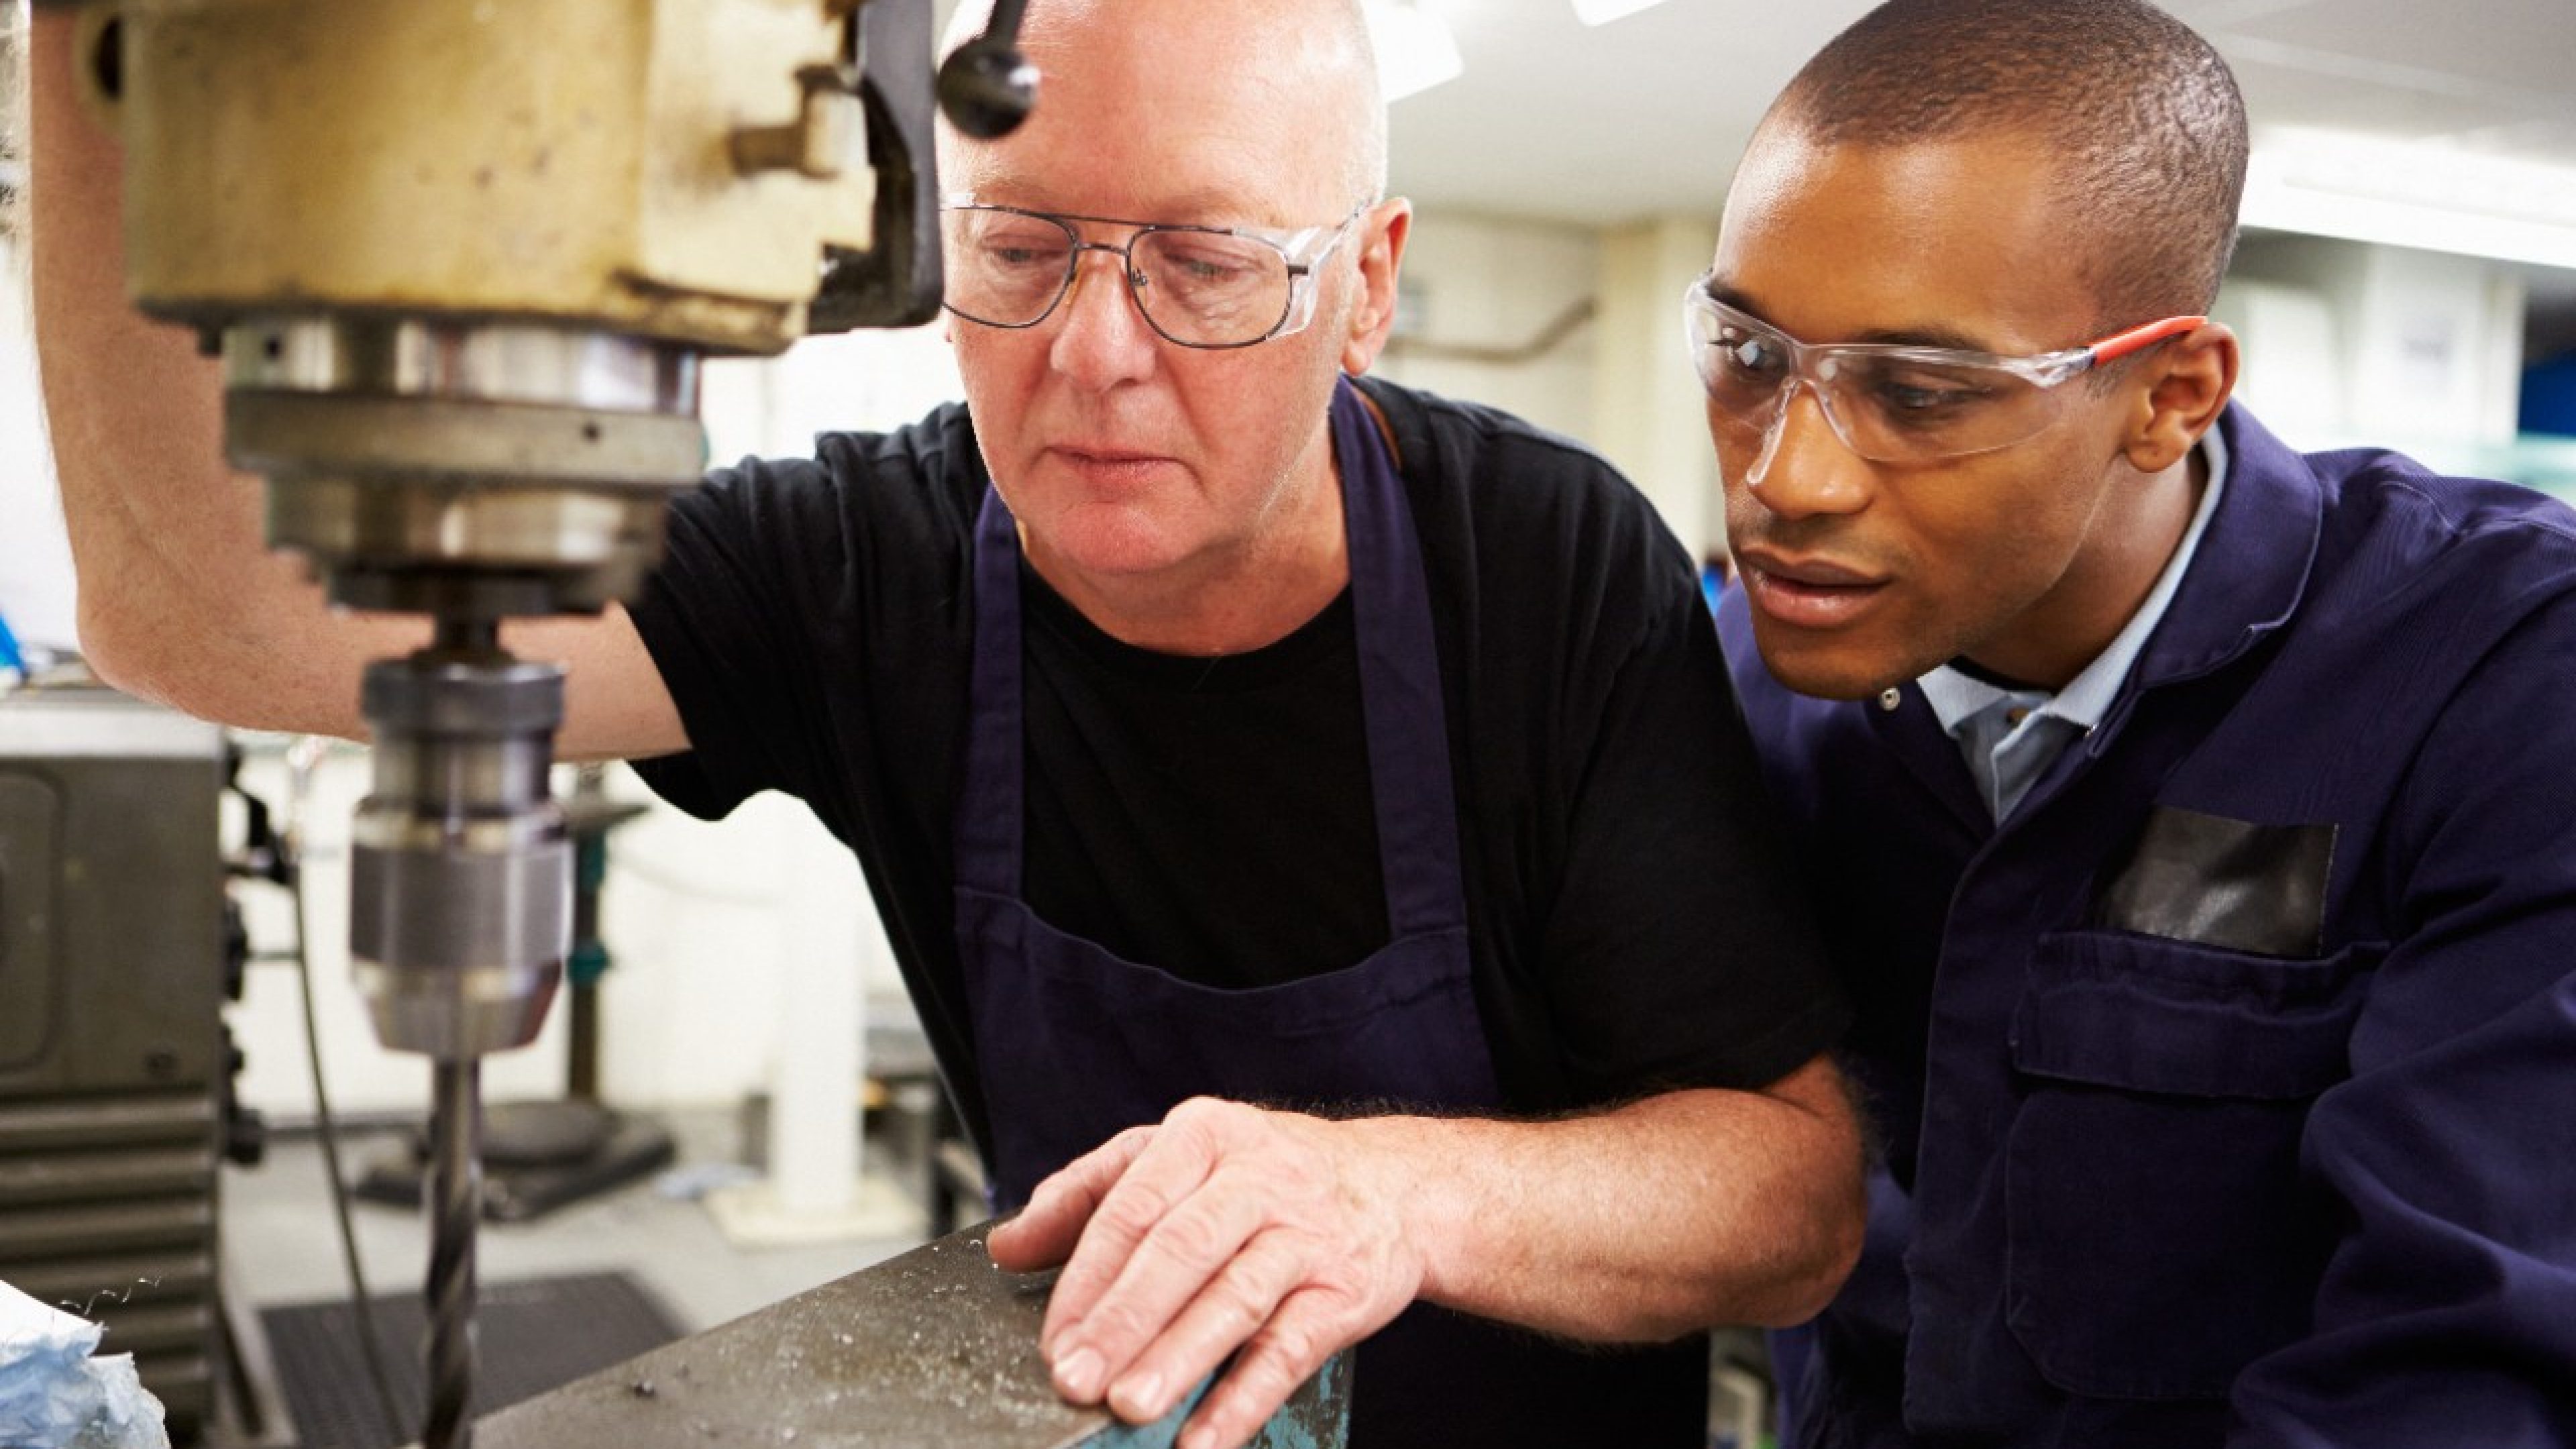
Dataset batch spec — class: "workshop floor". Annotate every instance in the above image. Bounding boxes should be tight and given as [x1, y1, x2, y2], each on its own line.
[219, 1106, 923, 1340]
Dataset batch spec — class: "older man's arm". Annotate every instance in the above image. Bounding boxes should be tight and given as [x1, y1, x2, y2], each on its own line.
[29, 9, 684, 759]
[988, 1053, 1864, 1449]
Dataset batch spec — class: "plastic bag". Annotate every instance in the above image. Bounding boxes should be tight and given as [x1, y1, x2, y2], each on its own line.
[0, 1279, 170, 1449]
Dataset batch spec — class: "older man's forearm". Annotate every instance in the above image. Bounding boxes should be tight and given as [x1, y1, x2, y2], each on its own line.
[1385, 1055, 1864, 1341]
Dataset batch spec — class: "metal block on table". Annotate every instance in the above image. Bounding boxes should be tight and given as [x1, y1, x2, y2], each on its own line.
[476, 1222, 1349, 1449]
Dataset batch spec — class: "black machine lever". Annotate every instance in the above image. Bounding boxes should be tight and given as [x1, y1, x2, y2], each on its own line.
[938, 0, 1038, 140]
[809, 0, 1039, 333]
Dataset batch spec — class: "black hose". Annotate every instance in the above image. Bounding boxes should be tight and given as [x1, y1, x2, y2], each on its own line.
[282, 738, 413, 1447]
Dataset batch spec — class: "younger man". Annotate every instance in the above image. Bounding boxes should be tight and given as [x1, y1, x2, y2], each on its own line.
[1706, 1, 2576, 1444]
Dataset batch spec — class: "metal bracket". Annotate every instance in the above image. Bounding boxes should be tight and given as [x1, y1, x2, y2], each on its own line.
[808, 0, 945, 331]
[731, 64, 863, 181]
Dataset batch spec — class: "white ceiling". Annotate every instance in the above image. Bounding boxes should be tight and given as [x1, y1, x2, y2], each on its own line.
[1383, 0, 2576, 232]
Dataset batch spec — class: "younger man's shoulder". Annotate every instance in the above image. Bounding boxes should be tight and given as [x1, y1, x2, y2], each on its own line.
[2298, 431, 2576, 600]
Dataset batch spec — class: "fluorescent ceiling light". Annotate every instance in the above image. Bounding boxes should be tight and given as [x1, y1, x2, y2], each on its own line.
[1572, 0, 1673, 25]
[2243, 128, 2576, 270]
[1365, 1, 1464, 103]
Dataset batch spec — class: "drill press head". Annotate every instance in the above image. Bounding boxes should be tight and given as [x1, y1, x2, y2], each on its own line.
[83, 0, 921, 1062]
[77, 6, 1029, 1444]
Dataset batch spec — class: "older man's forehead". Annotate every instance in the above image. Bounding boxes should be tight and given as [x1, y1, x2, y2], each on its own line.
[938, 0, 1381, 218]
[959, 166, 1309, 230]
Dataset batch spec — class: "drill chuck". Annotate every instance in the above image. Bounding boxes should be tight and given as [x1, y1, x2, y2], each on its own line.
[350, 649, 570, 1063]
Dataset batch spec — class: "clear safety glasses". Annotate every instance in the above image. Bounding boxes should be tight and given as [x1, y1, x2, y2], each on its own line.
[941, 195, 1369, 350]
[1682, 279, 2205, 463]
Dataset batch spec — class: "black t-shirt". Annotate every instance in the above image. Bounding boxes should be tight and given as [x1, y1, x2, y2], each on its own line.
[1019, 574, 1389, 985]
[629, 376, 1846, 1159]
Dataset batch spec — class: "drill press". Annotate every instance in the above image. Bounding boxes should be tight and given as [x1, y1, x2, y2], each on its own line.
[69, 1, 1034, 1443]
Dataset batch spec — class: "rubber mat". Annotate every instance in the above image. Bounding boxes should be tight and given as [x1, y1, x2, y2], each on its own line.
[258, 1273, 682, 1449]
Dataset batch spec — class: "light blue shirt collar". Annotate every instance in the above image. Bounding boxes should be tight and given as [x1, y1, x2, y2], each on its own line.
[1917, 427, 2231, 818]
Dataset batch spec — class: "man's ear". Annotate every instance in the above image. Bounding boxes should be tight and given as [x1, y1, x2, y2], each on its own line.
[1340, 199, 1412, 376]
[2124, 321, 2239, 474]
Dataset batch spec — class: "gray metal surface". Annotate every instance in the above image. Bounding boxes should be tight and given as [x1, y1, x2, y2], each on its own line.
[475, 1224, 1351, 1449]
[223, 317, 698, 412]
[0, 686, 226, 760]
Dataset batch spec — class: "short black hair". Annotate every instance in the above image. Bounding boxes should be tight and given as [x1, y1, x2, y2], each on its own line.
[1767, 0, 2249, 333]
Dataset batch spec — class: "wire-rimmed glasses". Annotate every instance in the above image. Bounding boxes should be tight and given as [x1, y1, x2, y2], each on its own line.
[941, 194, 1369, 350]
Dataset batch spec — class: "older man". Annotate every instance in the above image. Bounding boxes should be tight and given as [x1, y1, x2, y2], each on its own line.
[1703, 1, 2576, 1445]
[32, 1, 1860, 1445]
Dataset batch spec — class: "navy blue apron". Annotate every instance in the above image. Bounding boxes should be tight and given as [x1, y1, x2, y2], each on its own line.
[953, 378, 1698, 1447]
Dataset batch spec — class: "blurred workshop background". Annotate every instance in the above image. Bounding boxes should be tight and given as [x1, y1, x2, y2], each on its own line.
[3, 1, 2571, 1446]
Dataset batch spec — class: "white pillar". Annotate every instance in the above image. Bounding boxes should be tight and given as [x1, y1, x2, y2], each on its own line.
[771, 816, 863, 1217]
[705, 806, 921, 1245]
[1591, 214, 1723, 560]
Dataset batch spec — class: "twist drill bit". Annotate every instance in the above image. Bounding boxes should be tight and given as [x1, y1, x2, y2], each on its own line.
[425, 1059, 484, 1449]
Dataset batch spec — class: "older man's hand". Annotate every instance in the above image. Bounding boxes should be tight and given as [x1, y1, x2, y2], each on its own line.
[985, 1097, 1429, 1449]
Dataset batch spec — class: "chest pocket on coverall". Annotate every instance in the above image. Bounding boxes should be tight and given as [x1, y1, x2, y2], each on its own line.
[2003, 926, 2383, 1399]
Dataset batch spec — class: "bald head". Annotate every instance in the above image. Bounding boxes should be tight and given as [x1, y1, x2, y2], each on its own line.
[939, 0, 1387, 211]
[1760, 0, 2247, 333]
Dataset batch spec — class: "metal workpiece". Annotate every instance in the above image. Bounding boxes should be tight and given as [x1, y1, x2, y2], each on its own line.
[349, 641, 570, 1063]
[476, 1225, 1353, 1449]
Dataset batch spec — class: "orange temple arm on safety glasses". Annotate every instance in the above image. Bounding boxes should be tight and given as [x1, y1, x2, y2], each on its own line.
[2085, 314, 2207, 366]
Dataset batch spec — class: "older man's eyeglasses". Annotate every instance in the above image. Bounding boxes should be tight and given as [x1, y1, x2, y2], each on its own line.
[941, 195, 1368, 350]
[1683, 280, 2204, 464]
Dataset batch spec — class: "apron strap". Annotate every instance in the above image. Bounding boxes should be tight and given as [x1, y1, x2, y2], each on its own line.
[955, 487, 1027, 896]
[1332, 376, 1468, 938]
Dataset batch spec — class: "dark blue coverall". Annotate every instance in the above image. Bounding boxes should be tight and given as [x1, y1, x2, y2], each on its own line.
[1720, 405, 2576, 1447]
